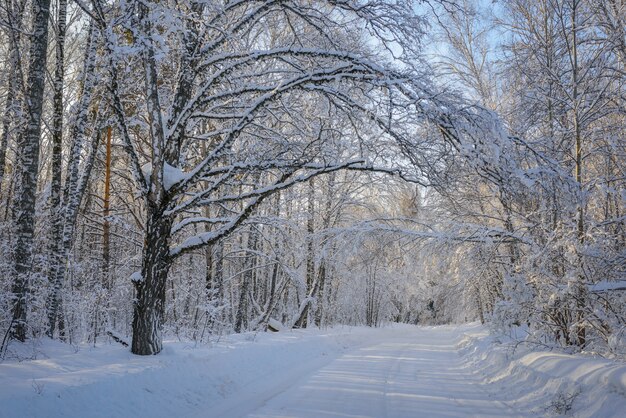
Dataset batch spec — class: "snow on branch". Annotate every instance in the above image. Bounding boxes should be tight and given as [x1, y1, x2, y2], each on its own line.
[169, 160, 367, 258]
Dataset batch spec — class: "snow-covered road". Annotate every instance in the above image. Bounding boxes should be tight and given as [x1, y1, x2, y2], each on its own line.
[244, 327, 521, 418]
[3, 324, 625, 417]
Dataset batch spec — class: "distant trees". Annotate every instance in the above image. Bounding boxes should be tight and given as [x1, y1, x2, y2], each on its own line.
[426, 0, 626, 352]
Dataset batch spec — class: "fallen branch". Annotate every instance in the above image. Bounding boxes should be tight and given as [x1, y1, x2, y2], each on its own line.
[106, 329, 129, 347]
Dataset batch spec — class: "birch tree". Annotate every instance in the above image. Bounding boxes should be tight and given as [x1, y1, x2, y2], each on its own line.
[45, 20, 103, 339]
[10, 0, 52, 342]
[0, 0, 26, 196]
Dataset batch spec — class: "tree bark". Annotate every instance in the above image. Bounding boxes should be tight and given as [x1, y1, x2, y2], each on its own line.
[0, 58, 16, 194]
[0, 0, 25, 195]
[46, 0, 68, 339]
[131, 206, 172, 355]
[11, 0, 52, 341]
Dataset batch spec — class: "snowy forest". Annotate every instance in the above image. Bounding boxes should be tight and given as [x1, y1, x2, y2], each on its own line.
[0, 0, 625, 363]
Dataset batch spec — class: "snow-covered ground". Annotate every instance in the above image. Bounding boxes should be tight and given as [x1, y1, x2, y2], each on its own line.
[1, 324, 625, 417]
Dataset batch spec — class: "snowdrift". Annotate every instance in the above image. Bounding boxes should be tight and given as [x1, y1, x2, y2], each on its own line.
[458, 326, 626, 417]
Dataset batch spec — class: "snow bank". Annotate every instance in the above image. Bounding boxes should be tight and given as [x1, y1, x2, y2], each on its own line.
[458, 325, 626, 417]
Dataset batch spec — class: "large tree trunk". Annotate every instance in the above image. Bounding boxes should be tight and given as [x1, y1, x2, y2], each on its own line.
[131, 206, 172, 355]
[130, 0, 173, 356]
[11, 0, 52, 341]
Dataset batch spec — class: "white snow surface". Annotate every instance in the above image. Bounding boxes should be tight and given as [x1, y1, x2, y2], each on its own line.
[1, 324, 625, 417]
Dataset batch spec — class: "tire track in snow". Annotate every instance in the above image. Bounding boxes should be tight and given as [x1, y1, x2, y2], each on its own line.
[242, 327, 531, 417]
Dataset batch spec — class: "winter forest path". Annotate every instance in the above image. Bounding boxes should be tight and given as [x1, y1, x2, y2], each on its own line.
[229, 327, 528, 418]
[5, 324, 624, 417]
